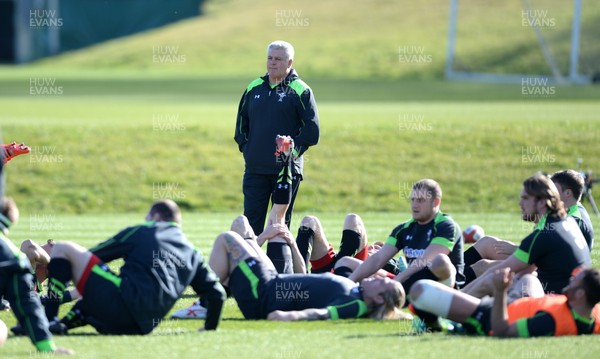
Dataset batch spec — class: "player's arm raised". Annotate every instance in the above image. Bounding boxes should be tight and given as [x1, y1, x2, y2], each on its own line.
[491, 268, 519, 337]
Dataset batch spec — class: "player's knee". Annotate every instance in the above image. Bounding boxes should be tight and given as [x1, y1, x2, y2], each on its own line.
[409, 280, 453, 317]
[50, 241, 78, 258]
[409, 280, 427, 302]
[342, 213, 362, 231]
[215, 231, 243, 247]
[430, 254, 452, 278]
[512, 274, 545, 300]
[300, 215, 320, 231]
[473, 236, 496, 256]
[335, 256, 361, 271]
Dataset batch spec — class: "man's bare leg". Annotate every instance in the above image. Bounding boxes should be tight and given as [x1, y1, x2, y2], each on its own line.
[208, 231, 266, 286]
[410, 279, 481, 324]
[44, 242, 95, 320]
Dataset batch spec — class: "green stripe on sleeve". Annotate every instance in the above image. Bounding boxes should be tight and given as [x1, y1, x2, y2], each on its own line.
[36, 339, 57, 352]
[385, 236, 398, 247]
[431, 237, 453, 250]
[516, 318, 530, 337]
[327, 299, 368, 320]
[327, 306, 339, 320]
[92, 265, 122, 288]
[288, 79, 308, 97]
[513, 249, 529, 263]
[246, 78, 264, 93]
[238, 260, 260, 299]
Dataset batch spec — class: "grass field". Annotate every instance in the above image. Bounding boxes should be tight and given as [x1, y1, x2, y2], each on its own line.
[2, 0, 600, 357]
[1, 212, 599, 358]
[1, 73, 600, 215]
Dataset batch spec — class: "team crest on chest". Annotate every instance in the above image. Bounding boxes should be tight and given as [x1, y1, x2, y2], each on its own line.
[277, 92, 286, 102]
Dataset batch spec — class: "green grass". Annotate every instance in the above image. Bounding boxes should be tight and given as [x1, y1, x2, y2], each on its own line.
[1, 74, 600, 214]
[2, 0, 600, 357]
[1, 212, 600, 358]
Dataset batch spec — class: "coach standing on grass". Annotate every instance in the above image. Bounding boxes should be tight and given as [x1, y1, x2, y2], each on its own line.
[234, 40, 319, 236]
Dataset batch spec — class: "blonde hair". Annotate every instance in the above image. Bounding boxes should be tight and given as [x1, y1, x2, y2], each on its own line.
[369, 280, 406, 320]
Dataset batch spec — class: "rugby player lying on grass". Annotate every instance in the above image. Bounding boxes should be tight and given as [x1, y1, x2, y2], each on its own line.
[409, 266, 600, 337]
[208, 139, 406, 321]
[208, 228, 406, 321]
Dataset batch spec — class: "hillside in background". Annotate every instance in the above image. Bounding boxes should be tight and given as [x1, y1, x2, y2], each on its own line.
[22, 0, 600, 80]
[1, 0, 600, 215]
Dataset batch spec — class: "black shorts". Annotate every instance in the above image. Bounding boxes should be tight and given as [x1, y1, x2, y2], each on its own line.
[78, 255, 141, 334]
[229, 257, 277, 319]
[462, 297, 493, 336]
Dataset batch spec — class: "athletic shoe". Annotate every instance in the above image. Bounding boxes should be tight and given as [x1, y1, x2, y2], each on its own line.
[170, 300, 207, 319]
[10, 324, 26, 336]
[48, 320, 69, 335]
[0, 298, 10, 311]
[1, 142, 31, 165]
[447, 320, 466, 335]
[274, 135, 294, 163]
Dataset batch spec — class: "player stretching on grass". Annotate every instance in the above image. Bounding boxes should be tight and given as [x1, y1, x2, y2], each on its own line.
[462, 170, 594, 284]
[409, 266, 600, 337]
[347, 179, 464, 292]
[172, 135, 307, 319]
[460, 174, 591, 299]
[209, 228, 406, 321]
[42, 199, 226, 334]
[0, 147, 72, 354]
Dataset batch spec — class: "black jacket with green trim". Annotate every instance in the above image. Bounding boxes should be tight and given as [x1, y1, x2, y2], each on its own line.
[90, 221, 226, 332]
[0, 234, 56, 351]
[234, 69, 320, 176]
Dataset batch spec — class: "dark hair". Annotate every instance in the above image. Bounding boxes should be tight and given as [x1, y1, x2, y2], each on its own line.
[412, 179, 442, 200]
[581, 268, 600, 307]
[550, 169, 585, 201]
[523, 174, 566, 219]
[149, 199, 182, 224]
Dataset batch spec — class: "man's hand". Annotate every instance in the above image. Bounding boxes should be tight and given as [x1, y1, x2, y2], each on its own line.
[1, 142, 31, 165]
[51, 348, 75, 355]
[267, 310, 295, 321]
[267, 308, 329, 321]
[257, 223, 289, 246]
[492, 267, 513, 293]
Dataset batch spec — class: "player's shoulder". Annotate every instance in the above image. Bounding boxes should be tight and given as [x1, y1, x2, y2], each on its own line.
[434, 212, 460, 230]
[245, 77, 266, 93]
[390, 218, 415, 236]
[287, 78, 312, 97]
